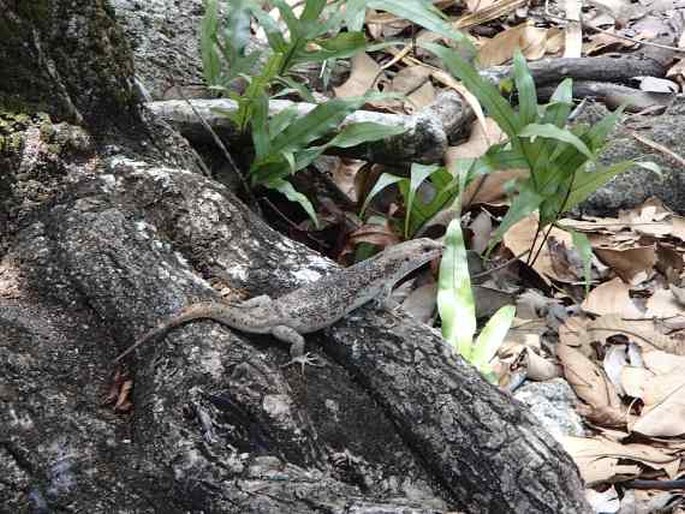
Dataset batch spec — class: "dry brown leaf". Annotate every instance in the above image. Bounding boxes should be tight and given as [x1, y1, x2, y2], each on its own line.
[563, 0, 583, 58]
[559, 315, 590, 351]
[407, 81, 436, 111]
[469, 210, 493, 255]
[562, 436, 678, 485]
[454, 0, 527, 29]
[583, 30, 638, 55]
[559, 216, 627, 235]
[334, 52, 380, 98]
[347, 223, 400, 249]
[502, 213, 574, 283]
[620, 366, 654, 398]
[331, 158, 365, 202]
[593, 245, 657, 285]
[466, 0, 499, 13]
[462, 169, 527, 207]
[603, 344, 628, 396]
[583, 315, 667, 352]
[545, 28, 565, 54]
[581, 277, 644, 317]
[641, 349, 685, 375]
[557, 343, 625, 424]
[525, 349, 562, 380]
[645, 286, 684, 318]
[667, 58, 685, 83]
[630, 371, 685, 437]
[477, 23, 548, 66]
[446, 118, 505, 162]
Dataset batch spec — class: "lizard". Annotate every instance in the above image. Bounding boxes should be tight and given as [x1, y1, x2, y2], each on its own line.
[113, 238, 444, 367]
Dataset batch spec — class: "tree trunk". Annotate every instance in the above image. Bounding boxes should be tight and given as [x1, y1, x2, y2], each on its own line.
[0, 1, 590, 512]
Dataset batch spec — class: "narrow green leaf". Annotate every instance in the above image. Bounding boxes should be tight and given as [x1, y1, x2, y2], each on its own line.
[368, 0, 468, 44]
[405, 164, 441, 237]
[481, 148, 528, 170]
[422, 42, 521, 138]
[274, 76, 317, 102]
[360, 173, 405, 216]
[409, 167, 460, 237]
[273, 0, 302, 40]
[519, 123, 594, 159]
[341, 0, 367, 31]
[563, 161, 634, 211]
[200, 0, 220, 85]
[635, 160, 662, 175]
[251, 92, 270, 159]
[271, 98, 365, 153]
[300, 32, 368, 62]
[249, 153, 290, 185]
[249, 5, 288, 52]
[293, 146, 326, 172]
[327, 121, 407, 148]
[267, 179, 319, 228]
[301, 0, 327, 22]
[513, 51, 537, 125]
[438, 218, 476, 358]
[542, 78, 573, 128]
[268, 106, 300, 139]
[471, 305, 515, 375]
[489, 187, 543, 251]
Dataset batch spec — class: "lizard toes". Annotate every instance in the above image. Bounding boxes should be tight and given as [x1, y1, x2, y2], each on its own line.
[280, 352, 324, 373]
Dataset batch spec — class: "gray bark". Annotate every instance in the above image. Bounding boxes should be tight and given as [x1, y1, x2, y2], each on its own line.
[0, 1, 590, 512]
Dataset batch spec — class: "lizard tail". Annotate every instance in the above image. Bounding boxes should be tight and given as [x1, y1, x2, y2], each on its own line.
[112, 304, 216, 363]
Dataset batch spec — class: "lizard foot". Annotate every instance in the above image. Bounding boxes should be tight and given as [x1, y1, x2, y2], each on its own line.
[280, 352, 324, 373]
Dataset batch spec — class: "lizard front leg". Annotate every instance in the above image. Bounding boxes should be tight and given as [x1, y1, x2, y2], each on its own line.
[271, 325, 321, 371]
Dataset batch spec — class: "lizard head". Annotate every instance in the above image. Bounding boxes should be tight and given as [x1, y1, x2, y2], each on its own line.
[384, 238, 444, 279]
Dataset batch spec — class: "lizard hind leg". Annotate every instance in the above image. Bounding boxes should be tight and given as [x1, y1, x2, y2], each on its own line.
[271, 325, 322, 372]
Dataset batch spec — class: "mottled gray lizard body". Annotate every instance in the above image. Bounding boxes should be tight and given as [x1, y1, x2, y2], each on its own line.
[114, 238, 444, 365]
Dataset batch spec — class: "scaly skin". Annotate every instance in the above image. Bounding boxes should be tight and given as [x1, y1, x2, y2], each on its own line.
[114, 238, 444, 365]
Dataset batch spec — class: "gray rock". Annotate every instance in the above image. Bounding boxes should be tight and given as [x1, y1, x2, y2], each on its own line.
[514, 379, 585, 440]
[578, 98, 685, 215]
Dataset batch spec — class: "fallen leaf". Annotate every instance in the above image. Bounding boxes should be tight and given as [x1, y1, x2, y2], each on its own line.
[502, 214, 575, 283]
[477, 22, 549, 66]
[645, 286, 684, 318]
[557, 343, 625, 426]
[593, 245, 656, 285]
[630, 371, 685, 437]
[562, 436, 679, 485]
[334, 52, 380, 98]
[603, 344, 628, 396]
[582, 278, 644, 317]
[620, 366, 654, 399]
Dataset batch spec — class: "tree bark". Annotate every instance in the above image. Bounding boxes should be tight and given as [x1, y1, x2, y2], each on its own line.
[0, 1, 590, 512]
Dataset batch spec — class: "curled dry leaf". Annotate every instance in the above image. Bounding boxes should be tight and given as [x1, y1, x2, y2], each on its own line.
[645, 286, 685, 319]
[400, 281, 438, 324]
[557, 343, 626, 426]
[620, 366, 654, 399]
[641, 349, 685, 375]
[581, 277, 644, 317]
[630, 370, 685, 437]
[603, 344, 628, 396]
[334, 52, 380, 99]
[477, 22, 549, 66]
[525, 349, 562, 381]
[502, 214, 574, 283]
[583, 315, 674, 354]
[593, 245, 657, 285]
[562, 436, 680, 485]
